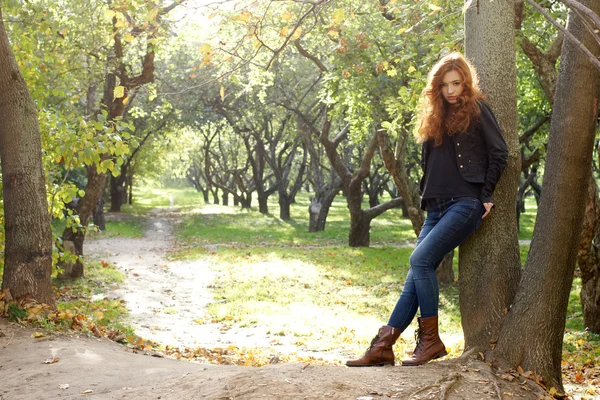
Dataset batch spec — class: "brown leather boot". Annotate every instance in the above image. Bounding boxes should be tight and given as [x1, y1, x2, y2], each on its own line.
[346, 325, 400, 367]
[401, 316, 447, 366]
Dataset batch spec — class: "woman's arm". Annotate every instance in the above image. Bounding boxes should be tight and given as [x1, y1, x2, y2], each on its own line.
[478, 100, 509, 206]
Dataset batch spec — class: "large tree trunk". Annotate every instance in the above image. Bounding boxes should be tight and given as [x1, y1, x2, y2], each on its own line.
[491, 3, 600, 390]
[0, 11, 53, 305]
[60, 165, 108, 278]
[458, 1, 521, 352]
[461, 0, 522, 353]
[577, 172, 600, 333]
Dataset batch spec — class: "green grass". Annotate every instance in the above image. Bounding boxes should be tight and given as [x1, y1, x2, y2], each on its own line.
[51, 260, 133, 332]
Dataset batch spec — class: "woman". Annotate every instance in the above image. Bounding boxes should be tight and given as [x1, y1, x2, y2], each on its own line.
[346, 52, 508, 367]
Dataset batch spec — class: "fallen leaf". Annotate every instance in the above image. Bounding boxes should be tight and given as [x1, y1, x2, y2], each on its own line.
[32, 332, 45, 338]
[82, 389, 93, 394]
[59, 384, 69, 390]
[43, 357, 60, 364]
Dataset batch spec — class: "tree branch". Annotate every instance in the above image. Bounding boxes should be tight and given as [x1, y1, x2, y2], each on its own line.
[528, 0, 600, 71]
[294, 39, 327, 72]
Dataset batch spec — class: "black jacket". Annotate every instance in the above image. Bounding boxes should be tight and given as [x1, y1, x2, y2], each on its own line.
[420, 100, 509, 204]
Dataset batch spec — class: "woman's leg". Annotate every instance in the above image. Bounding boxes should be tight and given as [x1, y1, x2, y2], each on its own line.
[409, 199, 483, 318]
[387, 207, 441, 331]
[402, 199, 483, 366]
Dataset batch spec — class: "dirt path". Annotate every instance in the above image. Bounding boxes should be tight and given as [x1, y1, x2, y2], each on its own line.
[0, 318, 548, 400]
[0, 209, 550, 400]
[84, 208, 325, 356]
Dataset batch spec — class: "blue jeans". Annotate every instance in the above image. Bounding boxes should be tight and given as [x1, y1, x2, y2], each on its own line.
[387, 198, 484, 331]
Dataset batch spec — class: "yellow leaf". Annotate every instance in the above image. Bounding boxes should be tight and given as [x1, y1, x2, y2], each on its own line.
[428, 4, 443, 12]
[115, 19, 127, 28]
[549, 387, 557, 395]
[230, 10, 251, 23]
[123, 33, 134, 43]
[408, 65, 416, 73]
[32, 332, 45, 338]
[113, 85, 125, 99]
[199, 43, 212, 54]
[220, 86, 225, 101]
[122, 96, 129, 105]
[279, 26, 289, 37]
[104, 9, 116, 19]
[332, 8, 345, 24]
[292, 26, 303, 39]
[208, 12, 218, 19]
[517, 365, 525, 374]
[281, 11, 293, 21]
[397, 27, 407, 35]
[147, 8, 159, 21]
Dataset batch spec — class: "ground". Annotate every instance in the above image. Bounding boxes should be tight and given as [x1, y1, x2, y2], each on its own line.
[0, 208, 553, 400]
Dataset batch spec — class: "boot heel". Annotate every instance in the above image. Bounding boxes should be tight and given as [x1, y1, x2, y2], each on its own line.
[434, 349, 448, 359]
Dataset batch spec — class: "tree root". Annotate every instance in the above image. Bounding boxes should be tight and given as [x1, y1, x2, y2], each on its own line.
[409, 372, 462, 399]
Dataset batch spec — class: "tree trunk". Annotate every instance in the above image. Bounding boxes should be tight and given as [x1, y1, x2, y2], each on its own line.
[0, 11, 53, 305]
[577, 172, 600, 333]
[308, 178, 341, 232]
[222, 192, 229, 206]
[377, 130, 424, 236]
[109, 173, 126, 212]
[491, 3, 600, 390]
[348, 182, 370, 247]
[461, 0, 522, 353]
[279, 193, 292, 221]
[258, 194, 269, 214]
[436, 251, 454, 285]
[60, 165, 108, 278]
[93, 196, 106, 232]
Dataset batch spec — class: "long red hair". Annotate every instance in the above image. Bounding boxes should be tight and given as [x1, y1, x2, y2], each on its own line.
[416, 53, 484, 145]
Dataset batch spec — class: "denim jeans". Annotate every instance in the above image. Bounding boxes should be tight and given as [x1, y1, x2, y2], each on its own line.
[387, 198, 484, 332]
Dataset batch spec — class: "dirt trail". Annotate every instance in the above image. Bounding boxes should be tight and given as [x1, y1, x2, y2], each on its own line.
[0, 208, 550, 400]
[84, 208, 319, 355]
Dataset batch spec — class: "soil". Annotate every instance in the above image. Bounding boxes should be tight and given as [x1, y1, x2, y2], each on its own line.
[0, 208, 550, 400]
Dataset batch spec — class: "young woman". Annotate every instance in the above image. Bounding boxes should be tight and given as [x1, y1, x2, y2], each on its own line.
[346, 52, 508, 367]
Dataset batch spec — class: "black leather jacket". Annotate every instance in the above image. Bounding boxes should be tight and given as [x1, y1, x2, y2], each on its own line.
[420, 100, 509, 204]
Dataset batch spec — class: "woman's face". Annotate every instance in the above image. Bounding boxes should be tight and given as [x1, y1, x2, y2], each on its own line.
[440, 69, 463, 105]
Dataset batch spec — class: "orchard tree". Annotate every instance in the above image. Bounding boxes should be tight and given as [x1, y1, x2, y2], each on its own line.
[0, 8, 53, 305]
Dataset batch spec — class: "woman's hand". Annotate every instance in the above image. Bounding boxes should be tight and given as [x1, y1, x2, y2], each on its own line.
[482, 202, 494, 219]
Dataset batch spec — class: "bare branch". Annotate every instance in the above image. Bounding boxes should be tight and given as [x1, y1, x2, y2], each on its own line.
[294, 39, 327, 72]
[528, 0, 600, 71]
[332, 123, 350, 146]
[559, 0, 600, 29]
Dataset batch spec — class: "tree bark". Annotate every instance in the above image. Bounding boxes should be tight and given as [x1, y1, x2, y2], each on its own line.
[436, 251, 455, 285]
[577, 172, 600, 333]
[491, 2, 600, 390]
[0, 10, 53, 305]
[461, 0, 522, 353]
[93, 196, 106, 232]
[377, 130, 424, 236]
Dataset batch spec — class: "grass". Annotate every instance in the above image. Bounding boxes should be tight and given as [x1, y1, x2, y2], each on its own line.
[167, 188, 546, 358]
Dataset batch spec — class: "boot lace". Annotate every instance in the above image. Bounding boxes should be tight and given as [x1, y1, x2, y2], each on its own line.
[413, 328, 423, 353]
[364, 334, 380, 354]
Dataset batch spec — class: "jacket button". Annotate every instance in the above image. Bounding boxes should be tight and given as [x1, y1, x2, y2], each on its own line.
[460, 165, 464, 168]
[458, 154, 462, 158]
[457, 143, 460, 146]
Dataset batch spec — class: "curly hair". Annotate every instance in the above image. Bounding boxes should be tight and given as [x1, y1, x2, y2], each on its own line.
[416, 53, 485, 145]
